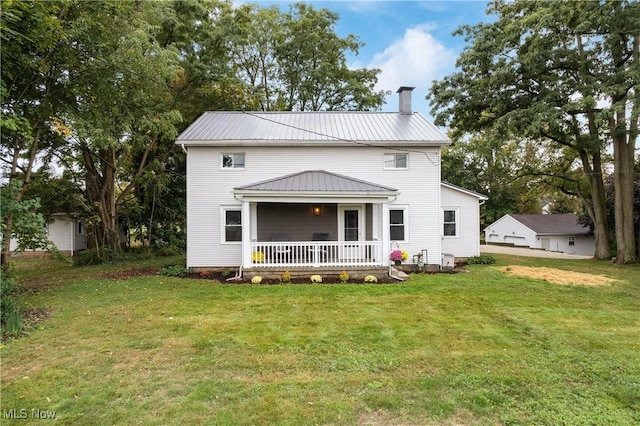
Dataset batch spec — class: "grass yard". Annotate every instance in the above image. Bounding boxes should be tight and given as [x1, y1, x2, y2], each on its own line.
[1, 255, 639, 425]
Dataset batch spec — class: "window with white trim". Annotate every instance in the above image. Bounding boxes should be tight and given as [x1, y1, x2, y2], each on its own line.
[222, 208, 242, 242]
[390, 207, 408, 241]
[221, 153, 245, 169]
[443, 208, 458, 237]
[568, 236, 575, 246]
[384, 153, 408, 169]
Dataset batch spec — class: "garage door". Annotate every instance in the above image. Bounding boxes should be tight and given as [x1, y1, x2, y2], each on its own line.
[504, 236, 528, 246]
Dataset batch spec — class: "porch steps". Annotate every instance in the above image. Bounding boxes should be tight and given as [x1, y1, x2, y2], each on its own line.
[389, 267, 409, 281]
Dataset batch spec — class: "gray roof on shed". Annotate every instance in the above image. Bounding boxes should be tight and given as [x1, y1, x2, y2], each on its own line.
[234, 170, 397, 193]
[176, 111, 449, 146]
[510, 214, 590, 235]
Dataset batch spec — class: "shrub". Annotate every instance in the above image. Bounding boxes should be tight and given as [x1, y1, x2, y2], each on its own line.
[310, 275, 322, 283]
[339, 270, 349, 283]
[1, 269, 22, 336]
[466, 254, 497, 265]
[281, 270, 291, 283]
[158, 265, 190, 277]
[74, 247, 115, 266]
[251, 276, 263, 284]
[364, 275, 378, 283]
[154, 245, 183, 257]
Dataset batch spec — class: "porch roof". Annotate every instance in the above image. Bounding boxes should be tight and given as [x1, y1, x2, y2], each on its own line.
[233, 170, 398, 198]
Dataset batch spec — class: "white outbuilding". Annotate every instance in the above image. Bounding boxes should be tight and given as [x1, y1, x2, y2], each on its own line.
[484, 214, 594, 256]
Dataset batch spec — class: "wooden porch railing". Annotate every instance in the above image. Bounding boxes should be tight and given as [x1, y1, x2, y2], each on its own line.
[249, 241, 385, 268]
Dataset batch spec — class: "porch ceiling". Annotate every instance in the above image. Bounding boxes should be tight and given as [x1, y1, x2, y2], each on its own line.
[233, 170, 398, 200]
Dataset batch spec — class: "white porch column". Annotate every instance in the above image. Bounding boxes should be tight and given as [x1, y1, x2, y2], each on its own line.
[242, 200, 251, 267]
[382, 201, 390, 266]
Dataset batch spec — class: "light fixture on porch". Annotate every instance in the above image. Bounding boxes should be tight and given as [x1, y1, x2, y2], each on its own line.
[313, 204, 321, 216]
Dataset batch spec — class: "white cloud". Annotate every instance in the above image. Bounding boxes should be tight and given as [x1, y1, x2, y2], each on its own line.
[368, 24, 456, 115]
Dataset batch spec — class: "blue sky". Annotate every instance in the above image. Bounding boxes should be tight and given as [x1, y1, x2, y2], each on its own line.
[236, 1, 493, 118]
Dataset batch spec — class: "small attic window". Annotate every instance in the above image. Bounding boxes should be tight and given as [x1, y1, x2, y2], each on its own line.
[384, 153, 408, 169]
[222, 153, 245, 169]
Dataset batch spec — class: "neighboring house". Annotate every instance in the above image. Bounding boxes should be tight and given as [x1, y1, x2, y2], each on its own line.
[176, 87, 486, 272]
[9, 213, 87, 256]
[441, 182, 488, 258]
[485, 213, 594, 256]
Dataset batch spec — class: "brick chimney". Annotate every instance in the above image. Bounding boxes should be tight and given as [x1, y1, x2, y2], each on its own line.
[397, 86, 415, 114]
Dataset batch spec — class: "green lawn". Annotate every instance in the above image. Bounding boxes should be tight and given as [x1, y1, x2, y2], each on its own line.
[1, 255, 639, 425]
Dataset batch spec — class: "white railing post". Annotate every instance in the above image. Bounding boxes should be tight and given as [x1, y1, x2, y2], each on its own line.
[242, 201, 252, 267]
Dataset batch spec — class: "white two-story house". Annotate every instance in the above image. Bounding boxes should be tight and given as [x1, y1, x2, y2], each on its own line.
[176, 87, 486, 277]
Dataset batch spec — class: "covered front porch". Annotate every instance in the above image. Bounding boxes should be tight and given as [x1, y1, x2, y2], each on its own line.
[234, 170, 399, 270]
[243, 202, 390, 269]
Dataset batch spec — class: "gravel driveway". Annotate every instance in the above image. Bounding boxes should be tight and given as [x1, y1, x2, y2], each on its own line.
[480, 244, 593, 259]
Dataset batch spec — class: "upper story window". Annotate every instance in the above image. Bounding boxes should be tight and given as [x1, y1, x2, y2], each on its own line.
[384, 153, 408, 170]
[222, 153, 245, 169]
[443, 208, 458, 237]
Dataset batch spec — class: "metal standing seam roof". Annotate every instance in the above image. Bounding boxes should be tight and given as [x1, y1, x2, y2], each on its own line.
[234, 170, 398, 193]
[176, 111, 450, 145]
[510, 214, 590, 235]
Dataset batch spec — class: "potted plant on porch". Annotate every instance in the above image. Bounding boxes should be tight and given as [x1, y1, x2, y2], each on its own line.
[389, 249, 409, 266]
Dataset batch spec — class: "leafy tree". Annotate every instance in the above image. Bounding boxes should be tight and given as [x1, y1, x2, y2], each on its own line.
[1, 0, 76, 267]
[0, 180, 50, 256]
[56, 1, 183, 253]
[229, 2, 387, 111]
[429, 0, 639, 263]
[441, 131, 582, 228]
[2, 0, 389, 262]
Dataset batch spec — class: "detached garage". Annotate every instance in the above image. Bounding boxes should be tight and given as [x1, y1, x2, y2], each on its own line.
[484, 214, 595, 256]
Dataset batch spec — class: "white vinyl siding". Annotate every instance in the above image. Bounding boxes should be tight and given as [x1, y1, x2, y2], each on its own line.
[441, 186, 483, 257]
[10, 215, 87, 253]
[186, 146, 442, 267]
[485, 215, 537, 247]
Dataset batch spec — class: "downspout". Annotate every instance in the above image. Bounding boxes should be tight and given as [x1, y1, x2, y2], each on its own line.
[180, 143, 187, 154]
[70, 218, 74, 257]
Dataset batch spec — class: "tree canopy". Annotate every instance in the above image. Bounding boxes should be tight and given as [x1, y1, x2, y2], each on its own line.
[1, 0, 385, 267]
[430, 0, 639, 263]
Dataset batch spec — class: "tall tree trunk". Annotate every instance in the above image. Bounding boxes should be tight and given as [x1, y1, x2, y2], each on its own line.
[81, 145, 122, 253]
[578, 148, 611, 260]
[613, 118, 637, 264]
[589, 172, 611, 260]
[611, 31, 638, 264]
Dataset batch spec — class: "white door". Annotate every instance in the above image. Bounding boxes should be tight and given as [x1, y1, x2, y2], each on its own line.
[339, 205, 364, 261]
[541, 238, 550, 251]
